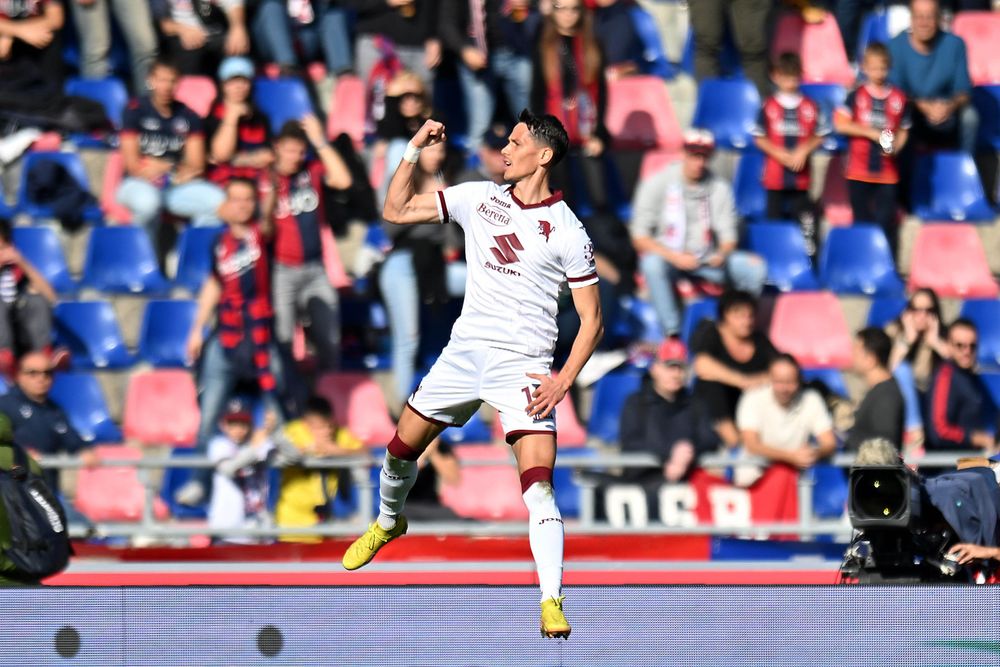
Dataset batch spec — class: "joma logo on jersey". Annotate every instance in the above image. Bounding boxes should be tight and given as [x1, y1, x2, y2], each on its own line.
[489, 195, 511, 209]
[477, 202, 511, 227]
[489, 233, 523, 265]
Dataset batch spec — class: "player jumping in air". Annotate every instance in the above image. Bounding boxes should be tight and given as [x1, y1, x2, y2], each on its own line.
[341, 110, 603, 639]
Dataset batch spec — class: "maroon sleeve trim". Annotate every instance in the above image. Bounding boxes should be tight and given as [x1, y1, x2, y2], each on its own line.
[567, 272, 598, 283]
[437, 190, 449, 223]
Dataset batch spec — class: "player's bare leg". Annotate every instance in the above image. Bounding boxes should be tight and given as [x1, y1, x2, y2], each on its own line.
[342, 407, 445, 570]
[512, 433, 570, 639]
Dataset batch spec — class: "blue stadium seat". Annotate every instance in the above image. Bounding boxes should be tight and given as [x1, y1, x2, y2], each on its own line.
[911, 151, 995, 222]
[808, 464, 847, 519]
[615, 296, 662, 345]
[629, 5, 676, 79]
[49, 372, 123, 443]
[54, 301, 135, 369]
[973, 85, 1000, 151]
[800, 83, 846, 152]
[692, 78, 761, 150]
[552, 448, 597, 518]
[588, 367, 643, 443]
[159, 448, 208, 520]
[818, 225, 904, 296]
[959, 299, 1000, 368]
[747, 222, 820, 292]
[253, 78, 315, 134]
[439, 410, 492, 445]
[856, 9, 890, 62]
[174, 225, 223, 293]
[139, 300, 197, 368]
[980, 372, 1000, 410]
[801, 367, 848, 398]
[81, 226, 169, 294]
[680, 298, 718, 346]
[733, 149, 766, 220]
[16, 152, 104, 223]
[866, 296, 907, 328]
[65, 77, 129, 130]
[12, 226, 77, 294]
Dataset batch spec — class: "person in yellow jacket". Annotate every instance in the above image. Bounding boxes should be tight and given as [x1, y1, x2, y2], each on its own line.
[274, 396, 363, 542]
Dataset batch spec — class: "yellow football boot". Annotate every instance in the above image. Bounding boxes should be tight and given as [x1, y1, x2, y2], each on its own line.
[341, 516, 408, 571]
[540, 596, 571, 639]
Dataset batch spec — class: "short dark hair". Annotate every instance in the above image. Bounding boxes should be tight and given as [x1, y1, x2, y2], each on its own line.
[770, 352, 801, 372]
[947, 317, 978, 339]
[150, 57, 180, 75]
[718, 289, 757, 319]
[518, 109, 569, 166]
[276, 120, 309, 144]
[303, 395, 334, 419]
[772, 51, 803, 77]
[0, 217, 11, 244]
[225, 177, 257, 194]
[863, 41, 891, 65]
[856, 327, 893, 368]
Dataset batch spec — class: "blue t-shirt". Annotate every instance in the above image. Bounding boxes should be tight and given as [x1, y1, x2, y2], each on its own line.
[122, 96, 204, 165]
[888, 30, 972, 100]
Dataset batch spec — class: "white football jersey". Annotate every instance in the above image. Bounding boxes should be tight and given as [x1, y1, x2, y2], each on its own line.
[435, 181, 598, 360]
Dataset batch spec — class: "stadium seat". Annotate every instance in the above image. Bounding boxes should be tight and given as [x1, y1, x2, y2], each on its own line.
[81, 226, 170, 294]
[856, 6, 910, 62]
[746, 222, 820, 292]
[65, 77, 129, 130]
[122, 370, 200, 446]
[733, 149, 766, 219]
[440, 409, 493, 445]
[908, 224, 998, 298]
[691, 78, 760, 150]
[866, 296, 907, 328]
[605, 76, 682, 151]
[54, 301, 135, 369]
[911, 151, 995, 222]
[973, 86, 1000, 151]
[254, 78, 315, 134]
[438, 444, 528, 521]
[12, 226, 77, 294]
[616, 295, 663, 345]
[818, 225, 904, 296]
[315, 372, 397, 446]
[174, 76, 216, 117]
[680, 298, 718, 346]
[769, 292, 853, 368]
[588, 367, 643, 443]
[74, 445, 169, 522]
[138, 300, 197, 368]
[174, 225, 223, 293]
[809, 464, 847, 519]
[99, 151, 132, 223]
[952, 11, 1000, 86]
[552, 448, 597, 517]
[980, 372, 1000, 410]
[49, 372, 123, 443]
[159, 447, 208, 520]
[628, 5, 675, 79]
[326, 75, 366, 148]
[958, 299, 1000, 368]
[638, 149, 676, 181]
[16, 151, 104, 223]
[801, 367, 848, 398]
[771, 13, 854, 86]
[800, 83, 846, 151]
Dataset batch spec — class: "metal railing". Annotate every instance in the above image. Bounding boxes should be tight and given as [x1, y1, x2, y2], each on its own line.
[38, 450, 984, 541]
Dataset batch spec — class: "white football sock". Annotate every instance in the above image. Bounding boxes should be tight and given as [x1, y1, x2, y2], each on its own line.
[377, 452, 417, 531]
[522, 481, 564, 601]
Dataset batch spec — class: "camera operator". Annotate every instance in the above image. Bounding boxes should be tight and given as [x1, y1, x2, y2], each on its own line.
[947, 452, 1000, 566]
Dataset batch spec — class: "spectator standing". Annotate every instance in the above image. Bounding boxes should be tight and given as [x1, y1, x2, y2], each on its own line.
[753, 52, 829, 259]
[0, 219, 56, 377]
[886, 287, 948, 392]
[632, 130, 766, 338]
[925, 318, 995, 452]
[116, 59, 225, 258]
[847, 327, 905, 450]
[689, 0, 771, 97]
[153, 0, 250, 76]
[70, 0, 159, 92]
[593, 0, 643, 79]
[347, 0, 439, 85]
[0, 0, 65, 97]
[835, 42, 910, 258]
[259, 117, 351, 370]
[204, 56, 274, 185]
[691, 290, 777, 449]
[250, 0, 354, 76]
[438, 0, 538, 152]
[888, 0, 977, 153]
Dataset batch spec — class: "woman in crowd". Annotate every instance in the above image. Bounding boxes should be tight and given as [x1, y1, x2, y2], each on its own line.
[885, 288, 949, 393]
[204, 56, 274, 185]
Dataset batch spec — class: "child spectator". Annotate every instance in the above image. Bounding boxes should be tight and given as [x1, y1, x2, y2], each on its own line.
[205, 56, 274, 186]
[207, 399, 276, 543]
[752, 52, 829, 258]
[835, 42, 910, 257]
[274, 395, 363, 542]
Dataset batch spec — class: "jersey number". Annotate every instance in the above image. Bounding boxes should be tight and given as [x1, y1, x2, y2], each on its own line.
[490, 233, 523, 265]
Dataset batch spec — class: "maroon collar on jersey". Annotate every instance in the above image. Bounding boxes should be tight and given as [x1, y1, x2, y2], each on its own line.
[506, 185, 563, 210]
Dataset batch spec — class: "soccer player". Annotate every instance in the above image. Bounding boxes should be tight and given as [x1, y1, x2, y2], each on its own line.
[341, 110, 603, 639]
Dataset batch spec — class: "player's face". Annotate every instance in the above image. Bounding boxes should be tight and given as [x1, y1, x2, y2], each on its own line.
[500, 123, 545, 182]
[769, 361, 800, 407]
[861, 54, 889, 86]
[274, 137, 307, 174]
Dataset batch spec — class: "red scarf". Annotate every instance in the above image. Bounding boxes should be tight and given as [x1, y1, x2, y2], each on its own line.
[544, 34, 600, 146]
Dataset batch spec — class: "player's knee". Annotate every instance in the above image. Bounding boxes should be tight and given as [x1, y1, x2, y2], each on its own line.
[387, 433, 422, 462]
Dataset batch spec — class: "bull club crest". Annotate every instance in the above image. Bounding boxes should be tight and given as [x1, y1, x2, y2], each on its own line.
[538, 220, 553, 242]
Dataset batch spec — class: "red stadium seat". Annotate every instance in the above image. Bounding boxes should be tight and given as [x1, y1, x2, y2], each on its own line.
[769, 291, 853, 368]
[639, 150, 678, 181]
[820, 154, 853, 227]
[75, 445, 169, 522]
[438, 444, 528, 520]
[327, 75, 366, 148]
[908, 223, 998, 298]
[953, 12, 1000, 85]
[315, 372, 397, 446]
[605, 75, 682, 151]
[174, 76, 216, 118]
[100, 151, 132, 224]
[771, 13, 854, 86]
[122, 370, 200, 446]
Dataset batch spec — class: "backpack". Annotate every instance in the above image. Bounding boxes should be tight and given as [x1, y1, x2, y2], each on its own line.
[0, 445, 72, 581]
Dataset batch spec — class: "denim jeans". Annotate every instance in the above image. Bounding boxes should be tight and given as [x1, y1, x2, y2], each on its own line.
[116, 177, 225, 253]
[893, 361, 924, 432]
[251, 0, 353, 74]
[457, 48, 532, 150]
[70, 0, 158, 91]
[639, 251, 767, 336]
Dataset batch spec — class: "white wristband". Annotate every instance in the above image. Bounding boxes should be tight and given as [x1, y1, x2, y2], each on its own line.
[403, 142, 422, 164]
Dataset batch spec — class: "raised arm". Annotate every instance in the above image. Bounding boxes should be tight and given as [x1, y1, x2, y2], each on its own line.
[382, 119, 448, 225]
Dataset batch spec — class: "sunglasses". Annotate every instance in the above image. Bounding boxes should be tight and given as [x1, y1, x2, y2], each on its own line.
[21, 368, 53, 377]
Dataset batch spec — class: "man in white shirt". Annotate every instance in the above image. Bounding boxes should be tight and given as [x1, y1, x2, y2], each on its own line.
[342, 110, 603, 639]
[736, 353, 837, 471]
